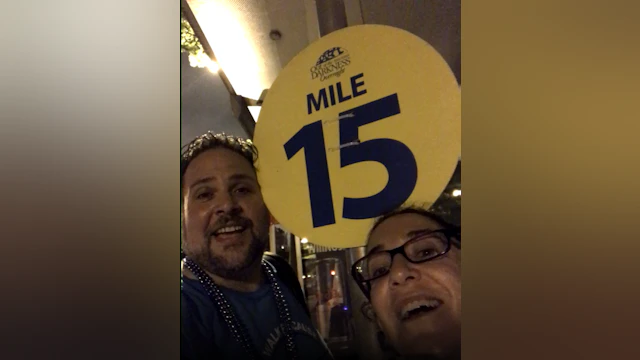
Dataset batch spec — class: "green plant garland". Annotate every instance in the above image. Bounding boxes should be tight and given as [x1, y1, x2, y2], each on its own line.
[181, 10, 214, 68]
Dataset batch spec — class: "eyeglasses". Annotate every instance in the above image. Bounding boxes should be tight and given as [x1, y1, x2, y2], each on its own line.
[351, 228, 460, 298]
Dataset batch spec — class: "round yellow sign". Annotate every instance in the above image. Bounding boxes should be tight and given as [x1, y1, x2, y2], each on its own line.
[254, 24, 460, 248]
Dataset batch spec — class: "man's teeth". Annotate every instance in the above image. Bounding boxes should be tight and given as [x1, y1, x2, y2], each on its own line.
[400, 299, 440, 319]
[215, 226, 244, 235]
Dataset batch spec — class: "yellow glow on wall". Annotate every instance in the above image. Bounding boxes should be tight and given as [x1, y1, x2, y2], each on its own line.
[188, 0, 280, 100]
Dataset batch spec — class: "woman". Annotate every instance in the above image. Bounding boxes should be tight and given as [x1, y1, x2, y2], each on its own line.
[352, 206, 461, 360]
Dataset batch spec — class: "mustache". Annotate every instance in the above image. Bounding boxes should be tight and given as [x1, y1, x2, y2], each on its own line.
[206, 215, 253, 237]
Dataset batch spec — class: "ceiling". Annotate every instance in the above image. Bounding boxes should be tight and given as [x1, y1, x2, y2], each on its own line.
[180, 0, 461, 221]
[360, 0, 460, 82]
[181, 52, 248, 146]
[181, 0, 461, 142]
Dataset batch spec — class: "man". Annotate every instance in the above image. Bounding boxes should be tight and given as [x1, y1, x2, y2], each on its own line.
[351, 206, 461, 360]
[181, 132, 333, 360]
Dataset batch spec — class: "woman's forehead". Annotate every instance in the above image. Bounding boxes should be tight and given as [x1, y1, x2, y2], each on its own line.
[366, 213, 442, 250]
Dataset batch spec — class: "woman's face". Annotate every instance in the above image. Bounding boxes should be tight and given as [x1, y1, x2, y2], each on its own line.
[367, 213, 461, 358]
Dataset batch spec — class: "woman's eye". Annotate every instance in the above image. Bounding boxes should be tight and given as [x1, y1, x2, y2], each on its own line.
[416, 247, 439, 259]
[371, 266, 389, 278]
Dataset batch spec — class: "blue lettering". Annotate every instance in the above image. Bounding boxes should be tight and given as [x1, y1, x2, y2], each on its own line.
[351, 73, 367, 97]
[306, 73, 368, 115]
[328, 84, 336, 106]
[336, 82, 352, 102]
[307, 89, 329, 115]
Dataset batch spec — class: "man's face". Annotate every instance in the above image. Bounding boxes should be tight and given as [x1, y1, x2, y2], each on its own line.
[182, 148, 270, 279]
[367, 213, 461, 359]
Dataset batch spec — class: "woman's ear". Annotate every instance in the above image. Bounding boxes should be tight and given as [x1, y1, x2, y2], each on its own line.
[362, 301, 398, 358]
[361, 301, 377, 322]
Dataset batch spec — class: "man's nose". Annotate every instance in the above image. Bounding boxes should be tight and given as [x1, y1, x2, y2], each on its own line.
[213, 191, 241, 215]
[389, 254, 420, 287]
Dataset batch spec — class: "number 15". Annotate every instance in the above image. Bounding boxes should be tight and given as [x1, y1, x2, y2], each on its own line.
[284, 94, 418, 228]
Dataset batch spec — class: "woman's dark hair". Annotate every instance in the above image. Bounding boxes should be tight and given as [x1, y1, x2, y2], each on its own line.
[367, 205, 461, 248]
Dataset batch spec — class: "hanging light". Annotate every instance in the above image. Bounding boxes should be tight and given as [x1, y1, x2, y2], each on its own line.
[187, 51, 219, 73]
[187, 0, 279, 100]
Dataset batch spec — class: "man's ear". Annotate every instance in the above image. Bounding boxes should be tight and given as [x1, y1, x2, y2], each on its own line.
[269, 213, 278, 226]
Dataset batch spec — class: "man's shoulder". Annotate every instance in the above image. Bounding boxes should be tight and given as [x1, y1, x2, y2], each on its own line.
[262, 252, 310, 317]
[181, 276, 212, 321]
[262, 252, 301, 286]
[263, 251, 300, 282]
[263, 251, 287, 263]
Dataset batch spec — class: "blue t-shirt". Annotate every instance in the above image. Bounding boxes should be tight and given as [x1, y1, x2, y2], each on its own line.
[181, 275, 334, 360]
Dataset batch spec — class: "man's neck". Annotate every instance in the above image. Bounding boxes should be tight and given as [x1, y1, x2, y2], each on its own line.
[181, 259, 264, 293]
[208, 262, 264, 292]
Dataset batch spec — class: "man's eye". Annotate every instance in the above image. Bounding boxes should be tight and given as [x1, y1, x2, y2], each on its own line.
[196, 191, 212, 200]
[235, 187, 251, 194]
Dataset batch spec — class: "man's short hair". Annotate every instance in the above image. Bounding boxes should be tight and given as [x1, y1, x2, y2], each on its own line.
[180, 132, 258, 189]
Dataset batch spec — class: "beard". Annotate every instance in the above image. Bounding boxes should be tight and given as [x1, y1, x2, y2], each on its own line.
[184, 217, 268, 281]
[206, 231, 267, 280]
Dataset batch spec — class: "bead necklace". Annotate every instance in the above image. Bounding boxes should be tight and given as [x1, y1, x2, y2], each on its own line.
[184, 257, 298, 360]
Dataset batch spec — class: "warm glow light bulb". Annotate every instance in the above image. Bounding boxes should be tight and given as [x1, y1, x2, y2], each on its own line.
[207, 60, 220, 73]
